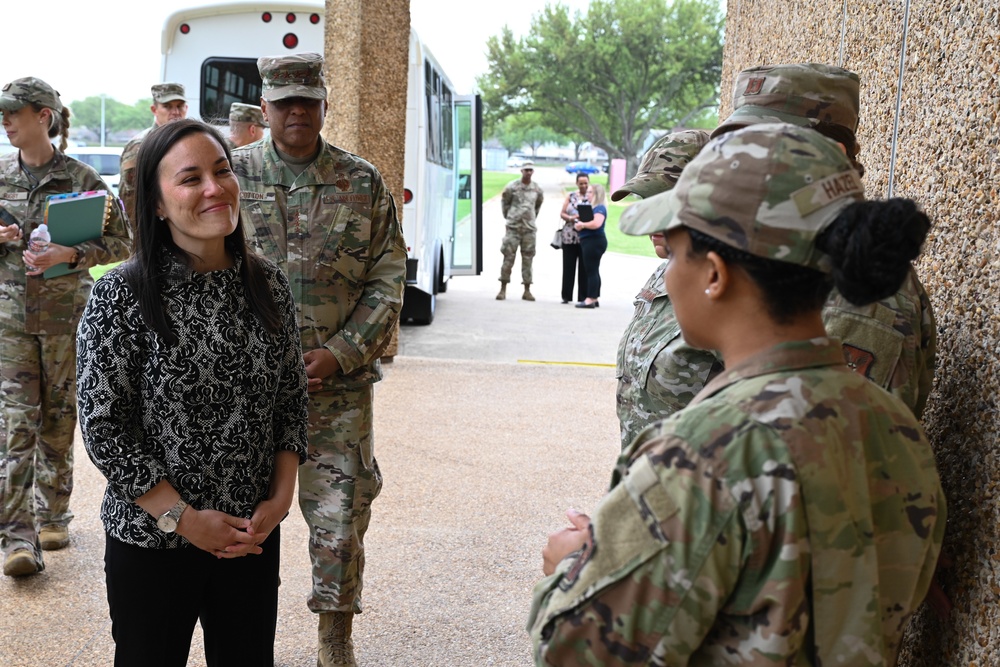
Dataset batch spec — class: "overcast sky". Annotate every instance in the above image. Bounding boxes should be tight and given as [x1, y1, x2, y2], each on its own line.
[7, 0, 593, 105]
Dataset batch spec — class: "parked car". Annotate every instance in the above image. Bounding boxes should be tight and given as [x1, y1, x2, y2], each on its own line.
[64, 146, 124, 196]
[507, 155, 528, 169]
[565, 161, 600, 175]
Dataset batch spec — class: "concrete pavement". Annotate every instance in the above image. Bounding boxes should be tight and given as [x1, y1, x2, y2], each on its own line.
[0, 167, 662, 666]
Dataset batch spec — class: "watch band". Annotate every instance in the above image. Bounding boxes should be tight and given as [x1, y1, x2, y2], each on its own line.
[156, 498, 188, 534]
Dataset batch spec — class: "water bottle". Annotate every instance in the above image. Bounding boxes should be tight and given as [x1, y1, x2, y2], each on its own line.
[25, 223, 50, 272]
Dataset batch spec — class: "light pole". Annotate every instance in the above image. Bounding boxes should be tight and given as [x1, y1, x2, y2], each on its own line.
[100, 94, 106, 147]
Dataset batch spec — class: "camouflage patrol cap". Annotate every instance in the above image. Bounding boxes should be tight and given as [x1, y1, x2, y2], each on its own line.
[619, 123, 865, 273]
[0, 77, 63, 113]
[258, 52, 327, 102]
[712, 63, 860, 138]
[151, 83, 186, 104]
[610, 130, 709, 202]
[229, 103, 267, 127]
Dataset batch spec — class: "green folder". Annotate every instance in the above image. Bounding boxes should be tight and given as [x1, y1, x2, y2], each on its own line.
[42, 190, 113, 279]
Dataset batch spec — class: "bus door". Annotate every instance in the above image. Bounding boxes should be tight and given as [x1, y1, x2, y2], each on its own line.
[450, 94, 482, 276]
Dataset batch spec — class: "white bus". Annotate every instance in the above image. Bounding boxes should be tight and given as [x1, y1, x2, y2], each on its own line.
[161, 1, 482, 325]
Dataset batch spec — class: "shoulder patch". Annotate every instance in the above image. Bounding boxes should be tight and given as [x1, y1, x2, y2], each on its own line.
[842, 344, 876, 379]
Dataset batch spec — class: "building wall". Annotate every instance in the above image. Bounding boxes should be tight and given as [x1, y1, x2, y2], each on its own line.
[323, 0, 410, 356]
[723, 1, 1000, 663]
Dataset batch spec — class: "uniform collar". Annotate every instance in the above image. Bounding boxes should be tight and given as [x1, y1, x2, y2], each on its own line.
[690, 337, 845, 407]
[262, 137, 343, 189]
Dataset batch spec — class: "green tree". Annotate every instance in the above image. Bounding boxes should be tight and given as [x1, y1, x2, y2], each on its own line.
[68, 96, 153, 144]
[495, 112, 571, 158]
[478, 0, 724, 176]
[494, 112, 569, 157]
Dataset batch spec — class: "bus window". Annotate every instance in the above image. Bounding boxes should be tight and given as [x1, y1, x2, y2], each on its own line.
[441, 86, 453, 168]
[200, 58, 263, 122]
[425, 61, 438, 164]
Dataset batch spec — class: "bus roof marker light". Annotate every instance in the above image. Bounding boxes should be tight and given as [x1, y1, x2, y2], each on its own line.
[283, 33, 299, 49]
[310, 13, 321, 24]
[179, 23, 190, 34]
[403, 189, 414, 205]
[262, 12, 272, 22]
[286, 12, 296, 23]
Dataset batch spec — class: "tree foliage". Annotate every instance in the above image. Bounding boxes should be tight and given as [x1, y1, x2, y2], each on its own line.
[478, 0, 724, 175]
[68, 96, 154, 143]
[495, 112, 569, 157]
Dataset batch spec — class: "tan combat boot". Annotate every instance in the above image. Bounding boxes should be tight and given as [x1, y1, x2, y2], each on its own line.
[40, 525, 69, 551]
[496, 281, 508, 300]
[522, 283, 535, 301]
[317, 611, 356, 667]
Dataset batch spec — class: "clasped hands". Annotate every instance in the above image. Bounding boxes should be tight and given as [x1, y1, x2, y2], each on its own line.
[177, 497, 288, 559]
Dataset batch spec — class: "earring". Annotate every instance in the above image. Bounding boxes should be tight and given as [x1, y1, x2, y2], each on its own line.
[704, 289, 711, 295]
[157, 216, 165, 222]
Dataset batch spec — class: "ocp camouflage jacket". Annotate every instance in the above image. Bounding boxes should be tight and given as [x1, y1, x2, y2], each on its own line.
[0, 151, 131, 335]
[232, 138, 407, 390]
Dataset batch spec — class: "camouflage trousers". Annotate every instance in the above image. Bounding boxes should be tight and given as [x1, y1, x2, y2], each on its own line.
[0, 329, 77, 562]
[299, 384, 382, 613]
[499, 226, 536, 284]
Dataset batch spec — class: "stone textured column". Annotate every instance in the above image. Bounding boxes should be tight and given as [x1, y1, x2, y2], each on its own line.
[723, 1, 1000, 663]
[324, 0, 410, 357]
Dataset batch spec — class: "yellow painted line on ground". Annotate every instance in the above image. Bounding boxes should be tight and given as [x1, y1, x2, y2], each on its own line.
[517, 359, 615, 368]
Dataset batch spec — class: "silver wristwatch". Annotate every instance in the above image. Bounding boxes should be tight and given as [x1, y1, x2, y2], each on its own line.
[156, 498, 188, 533]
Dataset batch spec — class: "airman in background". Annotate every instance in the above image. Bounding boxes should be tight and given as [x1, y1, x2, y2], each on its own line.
[118, 83, 188, 227]
[611, 129, 722, 449]
[230, 52, 406, 667]
[497, 161, 544, 301]
[227, 102, 267, 148]
[713, 62, 936, 418]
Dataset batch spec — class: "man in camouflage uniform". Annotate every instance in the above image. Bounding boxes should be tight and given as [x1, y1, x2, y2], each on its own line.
[529, 124, 946, 666]
[118, 83, 188, 227]
[0, 78, 131, 576]
[227, 102, 267, 148]
[231, 53, 406, 667]
[497, 161, 543, 301]
[611, 130, 721, 449]
[712, 63, 936, 418]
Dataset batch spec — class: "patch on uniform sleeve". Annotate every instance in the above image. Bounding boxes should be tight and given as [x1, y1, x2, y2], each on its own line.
[2, 192, 28, 201]
[558, 523, 596, 591]
[323, 194, 369, 204]
[241, 191, 276, 202]
[842, 344, 876, 379]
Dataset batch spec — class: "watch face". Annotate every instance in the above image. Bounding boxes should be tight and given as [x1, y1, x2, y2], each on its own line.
[157, 514, 178, 533]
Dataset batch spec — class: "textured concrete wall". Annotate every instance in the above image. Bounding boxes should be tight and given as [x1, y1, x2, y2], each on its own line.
[724, 1, 1000, 663]
[324, 0, 410, 356]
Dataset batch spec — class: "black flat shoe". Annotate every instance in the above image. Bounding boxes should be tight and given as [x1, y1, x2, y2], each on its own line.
[561, 300, 570, 304]
[575, 302, 597, 309]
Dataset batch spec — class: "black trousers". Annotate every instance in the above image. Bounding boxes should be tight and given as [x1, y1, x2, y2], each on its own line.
[561, 243, 588, 302]
[580, 234, 608, 299]
[104, 526, 281, 667]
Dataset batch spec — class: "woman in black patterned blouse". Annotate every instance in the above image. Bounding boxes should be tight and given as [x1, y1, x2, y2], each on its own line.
[76, 119, 309, 667]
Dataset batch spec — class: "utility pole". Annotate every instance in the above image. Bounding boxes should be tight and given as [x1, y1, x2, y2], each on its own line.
[100, 94, 106, 147]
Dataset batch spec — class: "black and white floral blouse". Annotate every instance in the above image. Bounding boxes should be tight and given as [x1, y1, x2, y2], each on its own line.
[77, 251, 309, 549]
